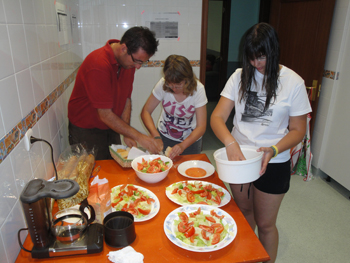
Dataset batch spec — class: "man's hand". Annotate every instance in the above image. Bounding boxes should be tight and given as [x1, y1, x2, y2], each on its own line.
[123, 136, 137, 148]
[139, 134, 163, 154]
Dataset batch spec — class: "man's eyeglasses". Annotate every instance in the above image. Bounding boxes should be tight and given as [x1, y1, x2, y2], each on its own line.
[130, 53, 149, 65]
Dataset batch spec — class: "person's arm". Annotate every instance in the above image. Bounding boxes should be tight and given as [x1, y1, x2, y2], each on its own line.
[258, 114, 307, 175]
[141, 94, 163, 151]
[120, 98, 137, 147]
[97, 108, 161, 153]
[169, 105, 207, 159]
[210, 96, 245, 161]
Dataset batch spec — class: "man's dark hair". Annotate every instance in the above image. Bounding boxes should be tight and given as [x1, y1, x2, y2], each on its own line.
[121, 26, 159, 56]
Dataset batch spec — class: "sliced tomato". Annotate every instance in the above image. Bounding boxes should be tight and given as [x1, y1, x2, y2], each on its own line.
[210, 210, 225, 219]
[179, 212, 189, 223]
[201, 229, 209, 240]
[211, 223, 224, 234]
[211, 233, 221, 245]
[205, 216, 216, 223]
[147, 198, 155, 204]
[184, 226, 195, 238]
[190, 233, 198, 243]
[137, 163, 144, 170]
[178, 190, 183, 196]
[111, 198, 122, 208]
[191, 189, 205, 194]
[127, 208, 139, 215]
[197, 201, 208, 205]
[171, 188, 178, 194]
[121, 203, 128, 211]
[207, 191, 212, 200]
[189, 207, 201, 217]
[186, 192, 195, 203]
[200, 191, 208, 197]
[213, 195, 221, 205]
[178, 222, 192, 233]
[183, 186, 191, 193]
[198, 225, 214, 233]
[138, 208, 151, 215]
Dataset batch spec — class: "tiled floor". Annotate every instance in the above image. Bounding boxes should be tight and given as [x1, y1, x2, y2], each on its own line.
[202, 101, 350, 263]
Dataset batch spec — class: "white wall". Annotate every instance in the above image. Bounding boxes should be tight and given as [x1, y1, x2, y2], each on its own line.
[0, 0, 82, 262]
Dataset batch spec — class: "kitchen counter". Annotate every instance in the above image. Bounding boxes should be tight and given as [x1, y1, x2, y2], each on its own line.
[15, 154, 269, 263]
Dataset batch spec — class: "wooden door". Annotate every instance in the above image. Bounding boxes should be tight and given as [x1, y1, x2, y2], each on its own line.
[264, 0, 336, 137]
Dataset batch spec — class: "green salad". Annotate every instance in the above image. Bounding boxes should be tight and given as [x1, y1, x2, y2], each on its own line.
[174, 207, 229, 247]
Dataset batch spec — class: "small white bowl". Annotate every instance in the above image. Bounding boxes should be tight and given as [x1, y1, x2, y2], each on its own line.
[177, 160, 215, 179]
[131, 155, 173, 184]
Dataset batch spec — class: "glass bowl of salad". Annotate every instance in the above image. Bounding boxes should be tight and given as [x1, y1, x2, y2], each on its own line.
[131, 155, 173, 183]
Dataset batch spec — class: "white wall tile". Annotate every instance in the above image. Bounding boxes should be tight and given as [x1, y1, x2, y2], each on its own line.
[9, 140, 33, 194]
[327, 29, 345, 52]
[20, 0, 35, 24]
[28, 124, 44, 173]
[15, 69, 35, 118]
[24, 24, 41, 65]
[0, 25, 14, 79]
[3, 0, 23, 24]
[8, 24, 30, 73]
[0, 234, 8, 263]
[0, 156, 17, 227]
[33, 0, 46, 24]
[0, 0, 7, 24]
[0, 201, 26, 263]
[0, 76, 22, 132]
[37, 25, 50, 61]
[43, 0, 56, 25]
[0, 109, 5, 138]
[30, 64, 45, 105]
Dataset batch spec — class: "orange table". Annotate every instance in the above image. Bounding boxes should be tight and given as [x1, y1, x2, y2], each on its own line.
[16, 154, 269, 263]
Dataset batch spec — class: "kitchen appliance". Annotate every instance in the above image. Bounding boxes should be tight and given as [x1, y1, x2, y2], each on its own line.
[19, 178, 104, 258]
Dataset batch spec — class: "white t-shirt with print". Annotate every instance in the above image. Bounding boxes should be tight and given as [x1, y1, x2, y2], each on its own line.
[152, 78, 208, 142]
[220, 66, 312, 163]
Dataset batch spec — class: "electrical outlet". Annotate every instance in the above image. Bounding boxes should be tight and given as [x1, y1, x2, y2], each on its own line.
[24, 128, 33, 151]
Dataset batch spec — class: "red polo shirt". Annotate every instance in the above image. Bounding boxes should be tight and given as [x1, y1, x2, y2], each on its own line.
[68, 40, 135, 129]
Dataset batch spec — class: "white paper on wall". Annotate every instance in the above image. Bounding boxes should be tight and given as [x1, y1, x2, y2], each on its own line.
[143, 12, 179, 39]
[56, 2, 69, 45]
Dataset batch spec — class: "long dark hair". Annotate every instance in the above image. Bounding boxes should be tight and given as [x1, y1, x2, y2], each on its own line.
[240, 23, 280, 111]
[121, 26, 159, 56]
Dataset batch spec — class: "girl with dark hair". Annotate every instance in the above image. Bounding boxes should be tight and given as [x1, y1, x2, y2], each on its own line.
[210, 23, 311, 262]
[141, 55, 208, 159]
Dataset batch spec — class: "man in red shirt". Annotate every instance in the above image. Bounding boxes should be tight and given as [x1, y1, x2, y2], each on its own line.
[68, 27, 161, 160]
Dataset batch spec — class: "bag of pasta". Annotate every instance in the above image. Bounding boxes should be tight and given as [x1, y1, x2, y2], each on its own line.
[56, 144, 96, 210]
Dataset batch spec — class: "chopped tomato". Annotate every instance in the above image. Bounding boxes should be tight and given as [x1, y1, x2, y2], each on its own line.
[147, 198, 155, 204]
[127, 208, 139, 215]
[211, 223, 224, 234]
[179, 212, 189, 223]
[177, 190, 183, 196]
[178, 222, 192, 233]
[121, 203, 128, 211]
[184, 226, 195, 238]
[111, 198, 122, 208]
[210, 210, 225, 219]
[205, 216, 216, 223]
[171, 188, 178, 194]
[213, 195, 221, 205]
[201, 229, 209, 240]
[189, 207, 201, 217]
[198, 225, 214, 233]
[211, 233, 220, 245]
[186, 192, 195, 203]
[190, 233, 198, 243]
[200, 191, 208, 197]
[197, 201, 208, 205]
[207, 191, 212, 200]
[191, 189, 205, 194]
[137, 163, 144, 170]
[138, 208, 151, 215]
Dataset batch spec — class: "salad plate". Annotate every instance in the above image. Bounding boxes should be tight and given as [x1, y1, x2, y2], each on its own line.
[177, 160, 215, 179]
[165, 181, 231, 207]
[111, 184, 160, 222]
[163, 205, 237, 252]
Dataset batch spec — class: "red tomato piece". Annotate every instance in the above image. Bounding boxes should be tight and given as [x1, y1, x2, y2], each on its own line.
[199, 225, 214, 233]
[127, 208, 139, 215]
[171, 188, 178, 194]
[178, 190, 183, 196]
[197, 201, 208, 205]
[178, 222, 192, 233]
[187, 192, 195, 203]
[184, 226, 195, 238]
[210, 210, 225, 219]
[190, 233, 198, 243]
[213, 195, 221, 205]
[211, 223, 224, 234]
[137, 163, 143, 170]
[121, 203, 128, 211]
[200, 191, 208, 197]
[201, 229, 209, 240]
[205, 216, 216, 223]
[147, 198, 155, 204]
[179, 212, 189, 223]
[111, 198, 122, 208]
[211, 233, 221, 245]
[191, 189, 205, 194]
[138, 208, 151, 215]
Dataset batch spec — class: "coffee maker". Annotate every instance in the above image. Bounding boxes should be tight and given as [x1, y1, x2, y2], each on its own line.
[19, 178, 104, 258]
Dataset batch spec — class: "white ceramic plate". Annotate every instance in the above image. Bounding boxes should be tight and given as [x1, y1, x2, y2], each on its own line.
[165, 181, 231, 207]
[164, 205, 237, 252]
[177, 160, 215, 179]
[111, 184, 160, 222]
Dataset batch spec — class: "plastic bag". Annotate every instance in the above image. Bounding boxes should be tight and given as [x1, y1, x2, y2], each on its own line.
[290, 113, 313, 181]
[56, 144, 96, 210]
[87, 175, 112, 224]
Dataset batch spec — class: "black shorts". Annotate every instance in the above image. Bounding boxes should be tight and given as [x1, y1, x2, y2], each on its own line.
[253, 160, 291, 194]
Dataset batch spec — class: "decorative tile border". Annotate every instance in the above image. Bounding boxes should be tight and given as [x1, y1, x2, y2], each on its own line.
[0, 60, 200, 164]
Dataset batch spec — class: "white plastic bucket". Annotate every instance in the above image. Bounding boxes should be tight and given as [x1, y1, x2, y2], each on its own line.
[213, 145, 263, 184]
